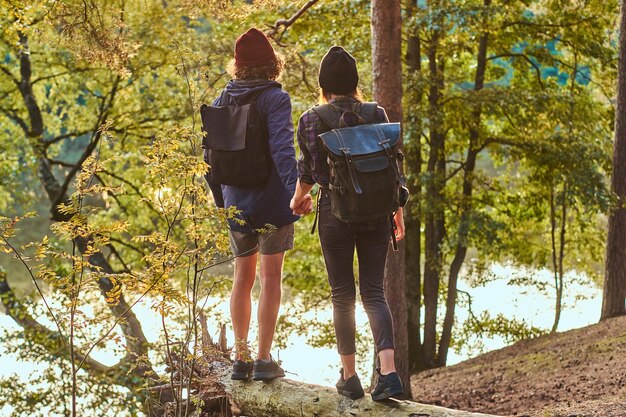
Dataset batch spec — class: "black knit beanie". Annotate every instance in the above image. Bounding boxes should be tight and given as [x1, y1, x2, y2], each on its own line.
[318, 46, 359, 95]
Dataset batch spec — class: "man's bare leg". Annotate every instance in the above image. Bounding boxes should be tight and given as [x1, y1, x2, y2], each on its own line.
[257, 251, 284, 360]
[230, 252, 258, 361]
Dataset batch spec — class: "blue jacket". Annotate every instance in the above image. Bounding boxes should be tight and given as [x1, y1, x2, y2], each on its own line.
[205, 79, 299, 233]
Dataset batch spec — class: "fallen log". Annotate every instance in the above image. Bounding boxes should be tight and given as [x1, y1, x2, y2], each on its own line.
[221, 371, 502, 417]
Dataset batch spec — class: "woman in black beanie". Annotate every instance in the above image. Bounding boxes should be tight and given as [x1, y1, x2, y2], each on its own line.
[290, 46, 405, 401]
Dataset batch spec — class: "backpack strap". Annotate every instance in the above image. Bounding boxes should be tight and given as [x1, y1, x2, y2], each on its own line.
[360, 102, 379, 124]
[312, 104, 342, 129]
[373, 124, 407, 187]
[335, 129, 363, 194]
[313, 102, 380, 127]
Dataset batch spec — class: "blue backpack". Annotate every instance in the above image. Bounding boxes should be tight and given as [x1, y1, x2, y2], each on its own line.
[313, 103, 408, 225]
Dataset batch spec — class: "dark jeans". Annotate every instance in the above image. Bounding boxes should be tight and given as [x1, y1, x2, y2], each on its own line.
[318, 193, 395, 355]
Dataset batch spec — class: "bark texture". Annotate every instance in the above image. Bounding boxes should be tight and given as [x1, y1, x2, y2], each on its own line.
[370, 0, 411, 396]
[602, 0, 626, 320]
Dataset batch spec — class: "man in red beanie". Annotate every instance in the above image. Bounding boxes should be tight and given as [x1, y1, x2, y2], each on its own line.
[203, 28, 311, 382]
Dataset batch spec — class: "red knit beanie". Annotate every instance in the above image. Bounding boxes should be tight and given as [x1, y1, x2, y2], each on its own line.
[234, 28, 277, 67]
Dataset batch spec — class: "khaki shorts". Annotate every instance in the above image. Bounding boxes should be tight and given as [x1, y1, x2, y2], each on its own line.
[229, 223, 295, 257]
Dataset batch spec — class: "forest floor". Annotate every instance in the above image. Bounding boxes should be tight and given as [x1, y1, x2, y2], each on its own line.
[410, 315, 626, 417]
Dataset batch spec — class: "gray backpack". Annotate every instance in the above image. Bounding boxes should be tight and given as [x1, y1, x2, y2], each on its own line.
[200, 88, 273, 187]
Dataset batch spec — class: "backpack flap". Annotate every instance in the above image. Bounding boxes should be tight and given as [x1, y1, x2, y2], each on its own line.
[353, 155, 389, 172]
[318, 123, 401, 157]
[319, 123, 401, 196]
[200, 103, 250, 151]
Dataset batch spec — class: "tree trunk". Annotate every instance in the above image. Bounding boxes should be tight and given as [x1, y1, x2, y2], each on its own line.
[404, 0, 424, 373]
[423, 1, 445, 368]
[371, 0, 412, 397]
[601, 0, 626, 320]
[550, 182, 567, 333]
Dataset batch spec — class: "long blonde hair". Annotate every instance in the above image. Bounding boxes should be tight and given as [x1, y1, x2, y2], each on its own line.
[318, 88, 364, 104]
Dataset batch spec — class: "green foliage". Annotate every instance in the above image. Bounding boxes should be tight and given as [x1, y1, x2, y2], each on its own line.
[404, 0, 616, 351]
[0, 0, 621, 414]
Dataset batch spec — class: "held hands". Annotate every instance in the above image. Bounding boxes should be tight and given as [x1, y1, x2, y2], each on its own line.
[290, 193, 313, 216]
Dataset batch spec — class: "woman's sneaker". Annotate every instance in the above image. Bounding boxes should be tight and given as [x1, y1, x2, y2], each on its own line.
[231, 360, 253, 380]
[252, 356, 285, 381]
[335, 368, 365, 400]
[371, 370, 405, 401]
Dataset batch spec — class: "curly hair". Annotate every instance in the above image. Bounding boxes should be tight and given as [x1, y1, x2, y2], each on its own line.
[227, 52, 285, 81]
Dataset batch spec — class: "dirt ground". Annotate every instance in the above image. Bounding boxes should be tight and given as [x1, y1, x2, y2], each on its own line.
[410, 316, 626, 417]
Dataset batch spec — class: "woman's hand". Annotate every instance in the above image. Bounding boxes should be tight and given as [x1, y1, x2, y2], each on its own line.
[291, 193, 313, 215]
[290, 179, 315, 216]
[393, 208, 405, 241]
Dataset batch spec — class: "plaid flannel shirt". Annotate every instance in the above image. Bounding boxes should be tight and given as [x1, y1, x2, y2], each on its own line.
[296, 98, 388, 186]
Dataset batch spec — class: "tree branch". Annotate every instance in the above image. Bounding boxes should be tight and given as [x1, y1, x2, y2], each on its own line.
[108, 236, 148, 257]
[44, 129, 94, 147]
[49, 158, 76, 167]
[265, 0, 320, 41]
[0, 108, 29, 135]
[99, 168, 161, 215]
[480, 136, 530, 153]
[53, 130, 103, 206]
[32, 68, 93, 85]
[0, 64, 20, 87]
[503, 16, 597, 30]
[53, 76, 120, 208]
[297, 53, 317, 93]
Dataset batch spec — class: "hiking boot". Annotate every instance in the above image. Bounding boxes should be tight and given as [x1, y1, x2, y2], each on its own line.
[335, 368, 365, 400]
[231, 360, 253, 380]
[371, 370, 405, 401]
[252, 356, 285, 381]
